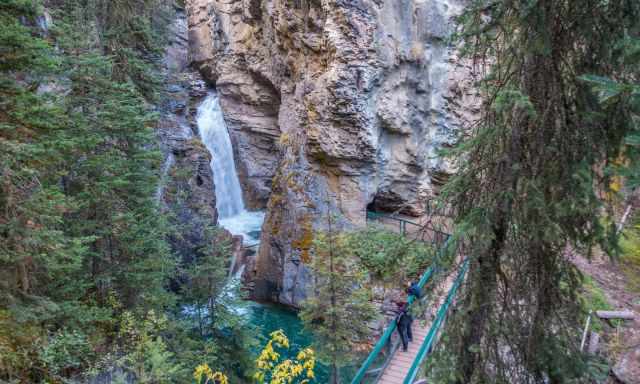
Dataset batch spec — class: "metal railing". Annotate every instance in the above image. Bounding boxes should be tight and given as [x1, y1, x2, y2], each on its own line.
[349, 264, 436, 384]
[403, 258, 469, 384]
[365, 211, 450, 245]
[350, 230, 452, 384]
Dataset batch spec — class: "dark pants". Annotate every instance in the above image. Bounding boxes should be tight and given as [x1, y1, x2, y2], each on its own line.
[397, 321, 413, 351]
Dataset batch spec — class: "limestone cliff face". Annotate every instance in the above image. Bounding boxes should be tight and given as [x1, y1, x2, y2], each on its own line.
[157, 9, 220, 262]
[187, 0, 478, 306]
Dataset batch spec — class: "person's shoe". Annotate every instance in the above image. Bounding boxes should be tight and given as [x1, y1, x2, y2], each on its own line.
[403, 348, 407, 352]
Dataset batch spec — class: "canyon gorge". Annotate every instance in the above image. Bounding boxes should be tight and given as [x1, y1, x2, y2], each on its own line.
[3, 1, 638, 382]
[179, 0, 479, 307]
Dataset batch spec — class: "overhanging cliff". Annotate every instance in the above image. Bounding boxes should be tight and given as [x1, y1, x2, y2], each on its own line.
[186, 0, 478, 306]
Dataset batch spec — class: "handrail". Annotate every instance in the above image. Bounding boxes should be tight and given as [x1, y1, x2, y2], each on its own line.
[366, 211, 450, 240]
[370, 338, 402, 383]
[403, 258, 470, 384]
[349, 266, 435, 384]
[366, 211, 422, 228]
[350, 234, 452, 384]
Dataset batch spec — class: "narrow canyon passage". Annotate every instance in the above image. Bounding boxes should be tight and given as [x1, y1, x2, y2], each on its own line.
[196, 91, 338, 382]
[3, 1, 636, 382]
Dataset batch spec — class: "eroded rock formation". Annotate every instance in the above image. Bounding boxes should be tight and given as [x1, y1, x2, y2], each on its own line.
[187, 0, 478, 306]
[157, 9, 220, 262]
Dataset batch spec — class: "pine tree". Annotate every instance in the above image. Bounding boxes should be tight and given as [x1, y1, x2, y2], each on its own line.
[438, 1, 640, 383]
[300, 215, 378, 384]
[0, 0, 181, 380]
[0, 1, 91, 379]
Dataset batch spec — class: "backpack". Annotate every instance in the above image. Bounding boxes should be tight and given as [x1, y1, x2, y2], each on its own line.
[409, 283, 421, 299]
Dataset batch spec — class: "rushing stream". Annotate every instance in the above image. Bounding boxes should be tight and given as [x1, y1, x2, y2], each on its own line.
[197, 92, 329, 381]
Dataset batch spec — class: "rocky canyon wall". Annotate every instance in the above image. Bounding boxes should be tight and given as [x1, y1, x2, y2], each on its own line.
[186, 0, 478, 306]
[157, 8, 221, 263]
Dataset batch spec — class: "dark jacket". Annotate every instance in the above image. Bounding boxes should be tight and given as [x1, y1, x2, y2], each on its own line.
[397, 310, 412, 328]
[407, 282, 421, 299]
[396, 303, 413, 328]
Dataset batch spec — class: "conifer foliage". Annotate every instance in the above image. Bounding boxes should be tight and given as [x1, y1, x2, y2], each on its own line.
[300, 216, 378, 384]
[438, 1, 640, 383]
[0, 0, 232, 382]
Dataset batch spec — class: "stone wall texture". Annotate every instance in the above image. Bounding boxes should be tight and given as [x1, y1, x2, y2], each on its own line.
[186, 0, 479, 306]
[157, 9, 221, 263]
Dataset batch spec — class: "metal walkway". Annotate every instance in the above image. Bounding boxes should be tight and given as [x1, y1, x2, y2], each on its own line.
[350, 260, 468, 384]
[377, 322, 430, 383]
[377, 266, 461, 384]
[352, 211, 468, 384]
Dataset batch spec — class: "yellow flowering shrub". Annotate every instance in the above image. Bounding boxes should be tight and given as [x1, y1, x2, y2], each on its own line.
[192, 330, 315, 384]
[194, 363, 228, 384]
[254, 330, 315, 384]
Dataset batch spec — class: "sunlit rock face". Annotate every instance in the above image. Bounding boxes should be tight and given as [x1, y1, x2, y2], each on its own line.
[187, 0, 478, 306]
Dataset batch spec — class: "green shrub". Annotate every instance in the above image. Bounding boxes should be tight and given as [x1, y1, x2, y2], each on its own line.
[40, 329, 94, 375]
[578, 276, 612, 332]
[619, 224, 640, 294]
[345, 227, 436, 285]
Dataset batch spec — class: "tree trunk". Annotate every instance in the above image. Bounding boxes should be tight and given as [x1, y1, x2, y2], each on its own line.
[18, 260, 29, 293]
[458, 219, 505, 383]
[331, 363, 339, 384]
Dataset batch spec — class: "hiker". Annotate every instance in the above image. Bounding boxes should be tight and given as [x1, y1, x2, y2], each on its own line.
[395, 301, 413, 352]
[406, 280, 421, 299]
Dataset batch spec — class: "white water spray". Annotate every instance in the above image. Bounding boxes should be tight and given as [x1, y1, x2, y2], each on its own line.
[197, 92, 264, 245]
[198, 93, 245, 218]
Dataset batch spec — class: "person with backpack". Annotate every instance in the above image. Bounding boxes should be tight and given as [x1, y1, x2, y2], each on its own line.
[395, 301, 413, 352]
[406, 280, 421, 299]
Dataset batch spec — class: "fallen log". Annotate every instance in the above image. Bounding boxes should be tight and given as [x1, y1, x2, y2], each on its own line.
[595, 310, 635, 320]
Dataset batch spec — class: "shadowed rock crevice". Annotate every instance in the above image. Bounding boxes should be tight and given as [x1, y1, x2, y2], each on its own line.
[157, 9, 222, 263]
[186, 0, 480, 306]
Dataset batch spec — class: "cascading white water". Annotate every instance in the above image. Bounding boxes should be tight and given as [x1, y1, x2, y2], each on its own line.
[198, 93, 245, 218]
[197, 92, 264, 245]
[191, 93, 324, 381]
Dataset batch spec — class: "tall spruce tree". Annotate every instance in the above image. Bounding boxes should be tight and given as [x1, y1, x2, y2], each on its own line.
[0, 1, 88, 379]
[438, 1, 640, 383]
[300, 215, 378, 384]
[0, 0, 181, 381]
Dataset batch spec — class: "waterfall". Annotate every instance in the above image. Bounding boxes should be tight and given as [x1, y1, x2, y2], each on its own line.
[155, 153, 175, 204]
[189, 95, 323, 380]
[198, 93, 245, 218]
[197, 92, 264, 245]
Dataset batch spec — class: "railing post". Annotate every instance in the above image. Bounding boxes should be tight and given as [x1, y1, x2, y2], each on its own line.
[402, 259, 469, 384]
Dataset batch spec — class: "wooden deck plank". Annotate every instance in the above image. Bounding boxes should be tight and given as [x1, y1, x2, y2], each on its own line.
[375, 269, 460, 383]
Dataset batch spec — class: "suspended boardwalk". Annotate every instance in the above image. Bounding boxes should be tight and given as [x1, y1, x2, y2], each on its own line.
[377, 268, 460, 384]
[377, 324, 429, 383]
[351, 212, 468, 384]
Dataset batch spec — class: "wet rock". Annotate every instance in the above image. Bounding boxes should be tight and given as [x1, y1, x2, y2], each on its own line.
[186, 0, 480, 306]
[157, 9, 222, 262]
[167, 84, 183, 93]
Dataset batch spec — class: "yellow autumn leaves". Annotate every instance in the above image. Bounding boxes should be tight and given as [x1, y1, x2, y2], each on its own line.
[254, 330, 315, 384]
[194, 363, 229, 384]
[194, 329, 315, 384]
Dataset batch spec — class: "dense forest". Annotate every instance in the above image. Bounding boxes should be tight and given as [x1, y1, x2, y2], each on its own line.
[1, 0, 639, 383]
[0, 0, 253, 382]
